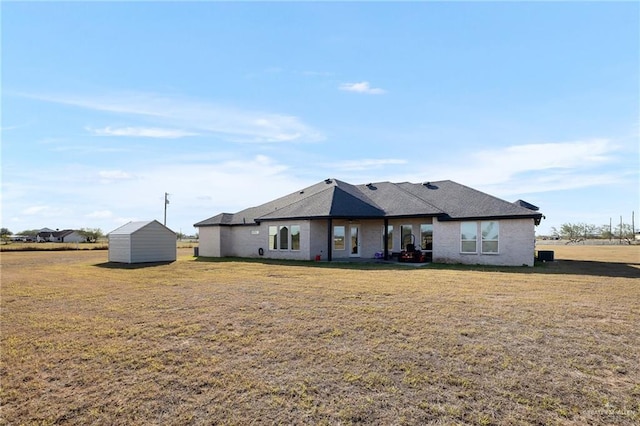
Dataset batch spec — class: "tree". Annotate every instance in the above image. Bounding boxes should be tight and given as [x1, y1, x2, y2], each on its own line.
[78, 228, 103, 243]
[19, 229, 40, 237]
[581, 223, 598, 239]
[614, 223, 634, 240]
[1, 228, 12, 242]
[559, 223, 581, 239]
[557, 222, 600, 240]
[599, 224, 614, 240]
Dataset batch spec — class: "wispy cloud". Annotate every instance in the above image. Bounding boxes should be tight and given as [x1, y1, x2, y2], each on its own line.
[23, 91, 324, 144]
[87, 126, 198, 139]
[339, 81, 386, 95]
[86, 210, 114, 219]
[302, 70, 335, 77]
[98, 170, 136, 184]
[22, 205, 71, 218]
[328, 158, 407, 171]
[416, 139, 627, 196]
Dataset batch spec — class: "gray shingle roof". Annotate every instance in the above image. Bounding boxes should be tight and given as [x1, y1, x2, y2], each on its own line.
[109, 221, 155, 235]
[194, 178, 543, 226]
[108, 220, 174, 235]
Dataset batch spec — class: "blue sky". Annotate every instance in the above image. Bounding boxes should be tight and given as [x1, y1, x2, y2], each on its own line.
[2, 2, 638, 236]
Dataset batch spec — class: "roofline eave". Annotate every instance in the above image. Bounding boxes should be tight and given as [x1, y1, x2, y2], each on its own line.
[437, 213, 544, 222]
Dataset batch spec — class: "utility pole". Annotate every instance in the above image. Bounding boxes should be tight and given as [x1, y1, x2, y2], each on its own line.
[619, 215, 623, 243]
[164, 192, 170, 226]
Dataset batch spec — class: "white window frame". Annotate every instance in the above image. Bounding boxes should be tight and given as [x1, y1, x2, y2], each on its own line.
[481, 221, 499, 254]
[420, 223, 433, 251]
[268, 226, 278, 251]
[460, 222, 478, 254]
[291, 225, 301, 251]
[401, 225, 413, 249]
[333, 226, 346, 251]
[382, 225, 393, 251]
[268, 224, 301, 251]
[279, 226, 289, 250]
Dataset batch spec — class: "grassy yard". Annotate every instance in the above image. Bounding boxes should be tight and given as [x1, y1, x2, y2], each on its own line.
[1, 246, 639, 425]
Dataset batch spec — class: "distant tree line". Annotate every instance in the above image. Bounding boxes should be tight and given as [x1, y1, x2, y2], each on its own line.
[2, 228, 201, 242]
[550, 222, 635, 240]
[0, 227, 104, 242]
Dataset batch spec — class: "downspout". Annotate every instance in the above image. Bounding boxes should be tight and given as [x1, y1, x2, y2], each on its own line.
[327, 218, 333, 262]
[383, 218, 389, 260]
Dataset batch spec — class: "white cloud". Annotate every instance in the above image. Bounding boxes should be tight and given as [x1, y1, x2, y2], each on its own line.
[22, 205, 71, 218]
[408, 138, 625, 196]
[22, 206, 49, 215]
[328, 158, 407, 171]
[98, 170, 135, 182]
[86, 210, 114, 219]
[25, 91, 324, 144]
[87, 126, 198, 139]
[339, 81, 386, 95]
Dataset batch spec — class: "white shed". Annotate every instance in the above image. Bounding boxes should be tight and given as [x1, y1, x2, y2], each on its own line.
[108, 220, 176, 264]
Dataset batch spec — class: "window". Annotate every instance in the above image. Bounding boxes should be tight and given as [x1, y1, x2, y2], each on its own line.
[269, 226, 278, 250]
[382, 225, 393, 251]
[481, 221, 499, 253]
[333, 226, 345, 250]
[420, 224, 433, 250]
[461, 222, 477, 253]
[269, 224, 300, 251]
[279, 226, 289, 250]
[291, 226, 300, 251]
[401, 225, 413, 249]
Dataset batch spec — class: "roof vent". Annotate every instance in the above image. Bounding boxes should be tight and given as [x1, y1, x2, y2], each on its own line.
[422, 181, 438, 189]
[299, 190, 304, 194]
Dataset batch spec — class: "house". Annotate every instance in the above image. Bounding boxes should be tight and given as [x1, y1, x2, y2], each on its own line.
[108, 220, 176, 264]
[36, 229, 86, 243]
[194, 179, 543, 266]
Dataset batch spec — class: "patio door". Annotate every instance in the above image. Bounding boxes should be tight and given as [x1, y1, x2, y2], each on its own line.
[350, 225, 360, 257]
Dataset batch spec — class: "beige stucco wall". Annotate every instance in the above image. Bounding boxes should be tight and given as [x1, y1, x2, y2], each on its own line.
[199, 222, 314, 260]
[309, 220, 329, 261]
[198, 226, 221, 257]
[433, 218, 536, 266]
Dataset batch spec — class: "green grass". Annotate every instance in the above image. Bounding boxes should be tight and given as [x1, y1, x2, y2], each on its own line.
[1, 246, 639, 425]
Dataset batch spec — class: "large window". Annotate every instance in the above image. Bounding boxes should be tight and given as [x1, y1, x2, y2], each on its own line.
[401, 225, 413, 249]
[333, 226, 345, 250]
[420, 224, 433, 250]
[269, 224, 300, 251]
[481, 221, 499, 253]
[382, 225, 393, 251]
[269, 226, 278, 250]
[460, 222, 477, 253]
[291, 226, 300, 251]
[279, 226, 289, 250]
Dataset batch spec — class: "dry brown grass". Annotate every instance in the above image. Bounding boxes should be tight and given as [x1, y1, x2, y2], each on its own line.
[1, 246, 639, 425]
[0, 241, 195, 252]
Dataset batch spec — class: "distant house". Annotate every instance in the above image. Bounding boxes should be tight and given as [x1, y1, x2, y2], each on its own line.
[36, 229, 86, 243]
[108, 220, 177, 264]
[194, 179, 543, 266]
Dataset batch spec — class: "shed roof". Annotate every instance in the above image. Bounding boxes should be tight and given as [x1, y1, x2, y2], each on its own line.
[108, 220, 174, 236]
[194, 179, 543, 227]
